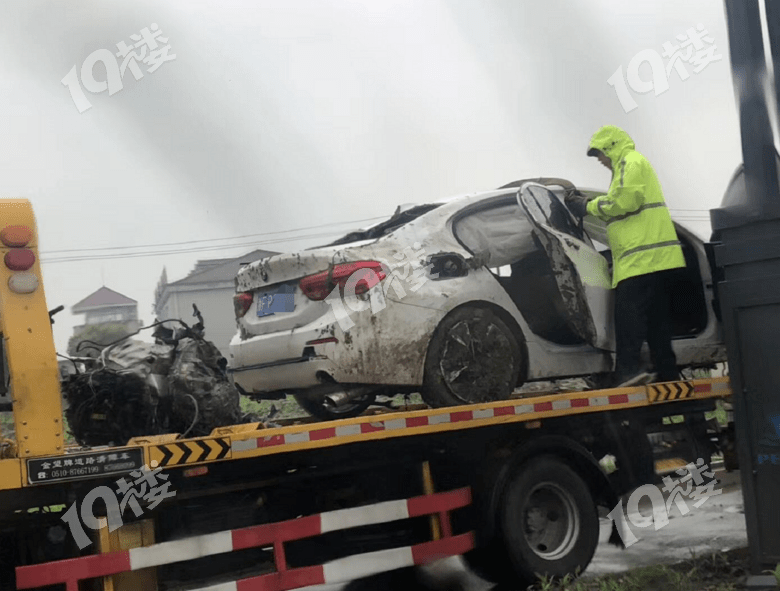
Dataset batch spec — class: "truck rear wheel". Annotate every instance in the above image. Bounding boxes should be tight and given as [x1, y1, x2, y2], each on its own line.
[499, 456, 599, 585]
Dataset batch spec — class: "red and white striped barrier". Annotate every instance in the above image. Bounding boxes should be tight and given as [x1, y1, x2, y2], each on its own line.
[186, 535, 474, 591]
[233, 392, 649, 453]
[693, 380, 730, 394]
[15, 487, 472, 591]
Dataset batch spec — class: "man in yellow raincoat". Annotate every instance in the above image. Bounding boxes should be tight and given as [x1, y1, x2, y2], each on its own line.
[566, 125, 685, 387]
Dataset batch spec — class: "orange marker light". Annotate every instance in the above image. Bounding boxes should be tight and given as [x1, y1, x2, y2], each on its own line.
[0, 225, 32, 248]
[4, 249, 35, 271]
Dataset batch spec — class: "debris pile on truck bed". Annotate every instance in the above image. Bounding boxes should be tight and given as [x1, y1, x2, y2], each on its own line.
[62, 307, 247, 447]
[63, 366, 160, 447]
[167, 336, 244, 436]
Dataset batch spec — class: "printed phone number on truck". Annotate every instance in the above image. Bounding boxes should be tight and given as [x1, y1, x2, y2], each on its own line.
[49, 461, 138, 479]
[50, 466, 101, 478]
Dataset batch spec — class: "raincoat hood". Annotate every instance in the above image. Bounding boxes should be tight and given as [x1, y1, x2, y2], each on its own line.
[587, 125, 636, 164]
[584, 125, 684, 286]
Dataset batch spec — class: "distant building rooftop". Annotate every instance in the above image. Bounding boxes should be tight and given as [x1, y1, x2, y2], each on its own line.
[170, 249, 277, 287]
[72, 287, 137, 313]
[153, 249, 277, 314]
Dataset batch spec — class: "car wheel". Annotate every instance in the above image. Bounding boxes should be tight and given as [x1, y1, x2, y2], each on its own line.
[422, 306, 524, 407]
[293, 389, 376, 420]
[500, 456, 600, 585]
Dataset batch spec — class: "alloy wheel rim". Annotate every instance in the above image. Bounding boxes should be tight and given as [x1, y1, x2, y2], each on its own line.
[439, 317, 514, 403]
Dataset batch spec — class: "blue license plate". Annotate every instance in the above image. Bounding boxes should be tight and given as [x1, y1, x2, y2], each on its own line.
[257, 284, 295, 317]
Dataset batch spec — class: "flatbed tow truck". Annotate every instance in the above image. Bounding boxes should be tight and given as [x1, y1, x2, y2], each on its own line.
[0, 200, 733, 591]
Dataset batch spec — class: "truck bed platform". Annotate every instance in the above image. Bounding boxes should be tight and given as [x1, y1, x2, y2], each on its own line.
[0, 377, 731, 491]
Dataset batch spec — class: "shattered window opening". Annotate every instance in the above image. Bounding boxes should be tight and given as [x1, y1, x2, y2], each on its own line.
[452, 200, 537, 269]
[523, 186, 586, 242]
[320, 204, 442, 247]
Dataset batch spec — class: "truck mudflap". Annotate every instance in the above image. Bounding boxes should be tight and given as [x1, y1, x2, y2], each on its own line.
[14, 487, 473, 591]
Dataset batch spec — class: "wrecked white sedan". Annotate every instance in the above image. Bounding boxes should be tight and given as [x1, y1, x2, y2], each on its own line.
[228, 179, 726, 418]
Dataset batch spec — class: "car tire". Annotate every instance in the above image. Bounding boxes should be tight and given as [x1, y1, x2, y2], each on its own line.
[500, 456, 600, 585]
[293, 390, 376, 420]
[422, 306, 524, 407]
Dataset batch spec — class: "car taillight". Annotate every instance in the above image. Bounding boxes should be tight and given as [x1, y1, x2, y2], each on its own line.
[299, 261, 387, 301]
[1, 225, 38, 293]
[233, 292, 254, 319]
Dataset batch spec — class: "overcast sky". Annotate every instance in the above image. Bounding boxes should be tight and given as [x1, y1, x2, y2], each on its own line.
[0, 0, 744, 352]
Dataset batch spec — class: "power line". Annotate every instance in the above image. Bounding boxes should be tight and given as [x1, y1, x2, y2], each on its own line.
[39, 215, 388, 256]
[36, 206, 714, 265]
[40, 229, 346, 264]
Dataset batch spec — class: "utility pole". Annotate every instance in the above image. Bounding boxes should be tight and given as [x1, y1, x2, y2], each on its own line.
[713, 0, 780, 585]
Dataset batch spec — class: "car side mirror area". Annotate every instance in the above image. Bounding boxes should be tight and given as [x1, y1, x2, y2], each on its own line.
[426, 253, 470, 279]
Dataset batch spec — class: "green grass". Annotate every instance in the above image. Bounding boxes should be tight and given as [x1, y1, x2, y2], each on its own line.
[0, 412, 14, 438]
[240, 395, 308, 420]
[63, 417, 75, 445]
[686, 368, 715, 379]
[239, 393, 426, 422]
[661, 400, 729, 427]
[705, 400, 730, 426]
[2, 411, 77, 447]
[598, 455, 617, 474]
[764, 564, 780, 585]
[662, 415, 686, 425]
[529, 548, 749, 591]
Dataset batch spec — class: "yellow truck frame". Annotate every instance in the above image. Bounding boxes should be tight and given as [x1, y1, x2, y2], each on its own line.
[0, 200, 733, 591]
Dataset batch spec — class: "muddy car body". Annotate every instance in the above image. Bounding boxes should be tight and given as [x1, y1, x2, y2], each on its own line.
[229, 179, 726, 418]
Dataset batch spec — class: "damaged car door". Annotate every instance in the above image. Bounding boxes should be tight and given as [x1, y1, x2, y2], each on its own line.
[517, 182, 614, 351]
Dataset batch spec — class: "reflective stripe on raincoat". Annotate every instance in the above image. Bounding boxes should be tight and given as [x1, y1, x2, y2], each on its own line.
[586, 125, 685, 287]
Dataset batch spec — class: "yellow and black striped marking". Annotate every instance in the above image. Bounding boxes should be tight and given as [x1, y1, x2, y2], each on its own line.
[152, 437, 231, 467]
[648, 381, 694, 403]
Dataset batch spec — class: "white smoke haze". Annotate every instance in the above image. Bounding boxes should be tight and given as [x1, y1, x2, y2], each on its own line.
[0, 0, 741, 352]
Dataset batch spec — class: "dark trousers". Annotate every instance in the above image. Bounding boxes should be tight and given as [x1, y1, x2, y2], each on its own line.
[614, 270, 678, 382]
